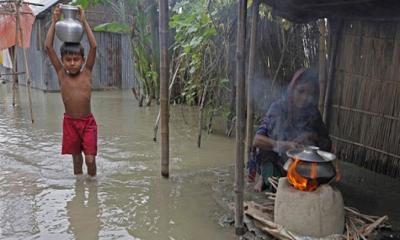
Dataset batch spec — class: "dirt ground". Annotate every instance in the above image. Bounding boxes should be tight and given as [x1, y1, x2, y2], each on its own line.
[335, 161, 400, 230]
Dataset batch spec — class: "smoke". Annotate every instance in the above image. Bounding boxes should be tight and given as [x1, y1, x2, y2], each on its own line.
[252, 73, 285, 115]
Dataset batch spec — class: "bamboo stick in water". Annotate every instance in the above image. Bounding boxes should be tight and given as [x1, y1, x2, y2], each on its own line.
[159, 0, 169, 178]
[12, 1, 19, 107]
[234, 0, 247, 235]
[16, 0, 34, 123]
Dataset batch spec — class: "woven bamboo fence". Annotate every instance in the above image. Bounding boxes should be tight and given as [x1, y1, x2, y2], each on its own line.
[329, 20, 400, 177]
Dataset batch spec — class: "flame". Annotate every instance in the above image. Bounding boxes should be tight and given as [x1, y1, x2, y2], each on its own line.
[287, 157, 319, 191]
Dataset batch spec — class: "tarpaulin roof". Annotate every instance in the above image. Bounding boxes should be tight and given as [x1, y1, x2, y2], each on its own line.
[0, 3, 35, 50]
[262, 0, 400, 23]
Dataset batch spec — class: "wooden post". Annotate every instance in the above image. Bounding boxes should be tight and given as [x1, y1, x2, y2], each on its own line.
[245, 0, 260, 163]
[159, 0, 169, 178]
[235, 0, 247, 235]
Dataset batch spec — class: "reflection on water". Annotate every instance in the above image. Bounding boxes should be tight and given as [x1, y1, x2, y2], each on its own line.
[67, 180, 100, 240]
[0, 83, 235, 240]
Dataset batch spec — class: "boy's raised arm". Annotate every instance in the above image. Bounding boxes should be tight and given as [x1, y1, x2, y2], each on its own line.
[45, 5, 62, 74]
[79, 7, 97, 72]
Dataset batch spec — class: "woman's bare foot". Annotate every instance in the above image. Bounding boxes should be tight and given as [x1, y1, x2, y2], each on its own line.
[254, 178, 264, 192]
[247, 171, 256, 183]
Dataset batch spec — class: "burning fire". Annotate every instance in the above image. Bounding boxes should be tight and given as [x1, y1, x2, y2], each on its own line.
[287, 157, 319, 191]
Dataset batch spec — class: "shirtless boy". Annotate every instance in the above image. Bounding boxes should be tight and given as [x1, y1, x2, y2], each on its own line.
[45, 5, 98, 177]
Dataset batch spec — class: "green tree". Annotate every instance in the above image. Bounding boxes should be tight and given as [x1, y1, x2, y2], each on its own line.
[169, 0, 216, 105]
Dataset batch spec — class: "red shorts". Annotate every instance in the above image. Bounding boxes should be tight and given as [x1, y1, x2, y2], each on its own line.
[62, 113, 98, 156]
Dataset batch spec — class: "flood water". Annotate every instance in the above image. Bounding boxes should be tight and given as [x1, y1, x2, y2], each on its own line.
[0, 83, 237, 240]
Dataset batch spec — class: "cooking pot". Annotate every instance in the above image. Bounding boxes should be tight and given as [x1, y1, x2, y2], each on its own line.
[284, 146, 337, 184]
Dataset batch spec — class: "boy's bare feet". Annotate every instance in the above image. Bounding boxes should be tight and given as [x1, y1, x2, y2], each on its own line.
[86, 175, 97, 182]
[75, 174, 85, 181]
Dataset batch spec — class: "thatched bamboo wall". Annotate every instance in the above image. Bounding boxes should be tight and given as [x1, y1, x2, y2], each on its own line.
[330, 20, 400, 178]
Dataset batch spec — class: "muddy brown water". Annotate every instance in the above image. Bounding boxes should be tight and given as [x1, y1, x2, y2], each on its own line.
[2, 83, 400, 240]
[0, 83, 237, 240]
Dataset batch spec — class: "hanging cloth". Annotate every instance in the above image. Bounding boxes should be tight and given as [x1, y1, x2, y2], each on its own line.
[0, 48, 13, 69]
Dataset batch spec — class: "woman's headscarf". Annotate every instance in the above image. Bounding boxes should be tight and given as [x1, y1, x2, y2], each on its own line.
[287, 68, 320, 109]
[286, 68, 320, 127]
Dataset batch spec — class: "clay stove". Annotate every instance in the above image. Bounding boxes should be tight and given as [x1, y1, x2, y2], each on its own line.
[274, 147, 345, 237]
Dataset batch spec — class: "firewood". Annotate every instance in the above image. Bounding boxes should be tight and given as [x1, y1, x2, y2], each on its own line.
[362, 215, 388, 236]
[229, 198, 389, 240]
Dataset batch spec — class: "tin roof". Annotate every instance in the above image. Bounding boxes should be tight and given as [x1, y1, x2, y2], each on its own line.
[27, 0, 59, 16]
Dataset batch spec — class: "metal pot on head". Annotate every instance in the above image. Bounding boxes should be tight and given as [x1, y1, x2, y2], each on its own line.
[55, 5, 84, 43]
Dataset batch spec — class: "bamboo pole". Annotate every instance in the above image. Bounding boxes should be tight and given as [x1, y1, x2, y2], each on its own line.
[11, 47, 18, 106]
[153, 59, 181, 142]
[245, 0, 260, 163]
[12, 2, 19, 107]
[0, 0, 43, 6]
[21, 41, 34, 123]
[331, 104, 400, 121]
[149, 0, 160, 100]
[235, 0, 247, 235]
[197, 79, 209, 148]
[318, 19, 327, 113]
[271, 29, 287, 89]
[0, 10, 32, 15]
[331, 135, 400, 160]
[322, 19, 343, 126]
[0, 72, 25, 75]
[159, 0, 169, 178]
[15, 0, 34, 123]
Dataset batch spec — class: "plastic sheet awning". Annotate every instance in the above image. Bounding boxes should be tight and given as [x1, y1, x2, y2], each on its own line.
[0, 3, 36, 50]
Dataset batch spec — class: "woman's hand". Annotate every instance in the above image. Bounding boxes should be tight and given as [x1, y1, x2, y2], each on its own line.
[78, 6, 86, 22]
[274, 141, 301, 153]
[52, 4, 61, 23]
